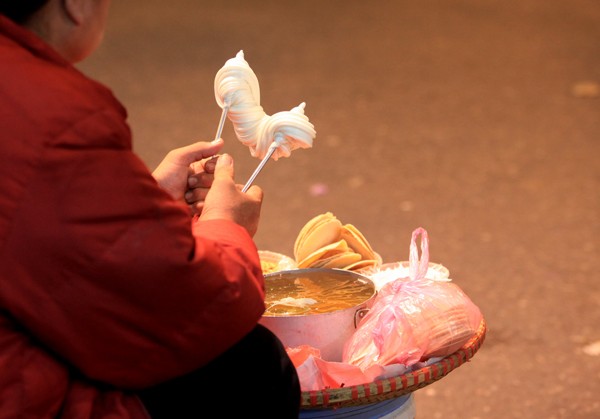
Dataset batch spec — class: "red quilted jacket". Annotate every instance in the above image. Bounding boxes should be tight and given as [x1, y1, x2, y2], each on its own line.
[0, 15, 265, 418]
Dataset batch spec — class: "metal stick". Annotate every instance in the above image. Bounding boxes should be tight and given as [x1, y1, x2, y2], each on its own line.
[214, 102, 230, 141]
[242, 139, 281, 192]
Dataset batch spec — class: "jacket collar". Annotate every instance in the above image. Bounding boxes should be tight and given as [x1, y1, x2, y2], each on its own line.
[0, 14, 71, 67]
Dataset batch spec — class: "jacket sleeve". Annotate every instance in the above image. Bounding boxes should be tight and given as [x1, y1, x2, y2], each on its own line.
[2, 109, 267, 389]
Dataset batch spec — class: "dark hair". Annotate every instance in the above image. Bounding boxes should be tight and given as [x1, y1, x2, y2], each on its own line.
[0, 0, 50, 23]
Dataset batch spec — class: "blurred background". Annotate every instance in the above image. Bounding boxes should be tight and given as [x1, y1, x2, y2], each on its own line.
[80, 0, 599, 417]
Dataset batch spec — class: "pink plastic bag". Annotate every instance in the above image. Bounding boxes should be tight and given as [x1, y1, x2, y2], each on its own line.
[342, 227, 483, 370]
[287, 345, 405, 391]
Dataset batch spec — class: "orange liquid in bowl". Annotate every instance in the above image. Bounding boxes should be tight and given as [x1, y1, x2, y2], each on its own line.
[264, 269, 375, 316]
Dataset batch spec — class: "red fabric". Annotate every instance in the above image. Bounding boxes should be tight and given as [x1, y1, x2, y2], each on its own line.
[0, 15, 266, 418]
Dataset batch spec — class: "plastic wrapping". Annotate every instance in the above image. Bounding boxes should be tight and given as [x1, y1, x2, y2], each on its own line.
[342, 228, 483, 369]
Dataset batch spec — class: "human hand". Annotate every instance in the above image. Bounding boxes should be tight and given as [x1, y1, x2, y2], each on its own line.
[199, 153, 263, 237]
[185, 154, 219, 215]
[152, 139, 224, 214]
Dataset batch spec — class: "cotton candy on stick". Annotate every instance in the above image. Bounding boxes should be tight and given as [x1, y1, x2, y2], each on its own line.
[213, 50, 262, 141]
[242, 102, 316, 191]
[214, 50, 316, 190]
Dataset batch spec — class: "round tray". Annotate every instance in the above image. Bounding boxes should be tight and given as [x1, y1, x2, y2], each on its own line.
[301, 318, 487, 409]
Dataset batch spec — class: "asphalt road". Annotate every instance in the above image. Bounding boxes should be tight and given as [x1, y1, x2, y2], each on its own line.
[80, 1, 599, 417]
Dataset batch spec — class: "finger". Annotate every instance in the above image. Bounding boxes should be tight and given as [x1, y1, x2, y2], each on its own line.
[189, 202, 204, 216]
[187, 172, 214, 189]
[203, 156, 219, 173]
[190, 155, 219, 175]
[185, 187, 209, 204]
[213, 153, 234, 181]
[244, 184, 264, 201]
[171, 138, 224, 167]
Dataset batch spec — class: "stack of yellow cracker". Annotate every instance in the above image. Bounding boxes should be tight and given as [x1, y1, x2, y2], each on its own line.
[293, 212, 381, 271]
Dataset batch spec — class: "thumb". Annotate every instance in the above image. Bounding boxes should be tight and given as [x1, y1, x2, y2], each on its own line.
[172, 138, 224, 166]
[214, 153, 234, 179]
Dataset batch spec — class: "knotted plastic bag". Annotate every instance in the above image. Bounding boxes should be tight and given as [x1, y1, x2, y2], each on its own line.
[342, 227, 483, 370]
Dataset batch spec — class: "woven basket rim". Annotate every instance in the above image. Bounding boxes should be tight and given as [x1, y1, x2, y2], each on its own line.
[301, 318, 487, 409]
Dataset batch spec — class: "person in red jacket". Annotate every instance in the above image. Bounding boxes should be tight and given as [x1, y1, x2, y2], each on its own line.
[0, 1, 300, 418]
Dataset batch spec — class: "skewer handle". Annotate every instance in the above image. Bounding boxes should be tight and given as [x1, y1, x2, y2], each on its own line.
[214, 102, 230, 141]
[241, 138, 281, 192]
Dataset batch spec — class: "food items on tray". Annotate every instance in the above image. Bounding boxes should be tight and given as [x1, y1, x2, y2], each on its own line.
[214, 50, 316, 161]
[293, 212, 381, 270]
[260, 258, 283, 274]
[258, 250, 297, 274]
[257, 223, 485, 393]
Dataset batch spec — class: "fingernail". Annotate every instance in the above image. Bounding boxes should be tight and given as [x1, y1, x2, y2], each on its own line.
[211, 138, 223, 144]
[188, 177, 198, 186]
[185, 191, 193, 201]
[218, 154, 232, 165]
